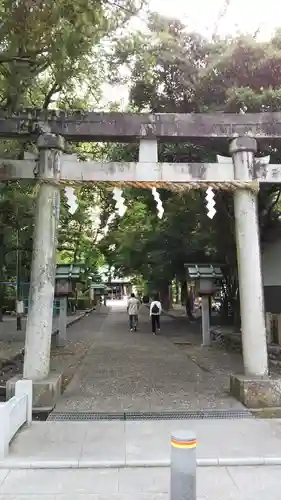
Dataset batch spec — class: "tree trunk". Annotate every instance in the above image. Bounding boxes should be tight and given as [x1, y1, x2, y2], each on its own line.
[180, 280, 187, 305]
[159, 282, 170, 310]
[175, 279, 180, 304]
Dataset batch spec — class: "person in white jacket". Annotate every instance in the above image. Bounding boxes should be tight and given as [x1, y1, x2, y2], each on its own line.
[127, 293, 140, 331]
[149, 294, 162, 335]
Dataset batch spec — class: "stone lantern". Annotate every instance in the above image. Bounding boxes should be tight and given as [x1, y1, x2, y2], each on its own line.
[184, 264, 223, 346]
[54, 263, 83, 346]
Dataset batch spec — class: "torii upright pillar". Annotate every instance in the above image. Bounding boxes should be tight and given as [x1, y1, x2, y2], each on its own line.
[7, 133, 64, 409]
[228, 137, 281, 409]
[230, 136, 268, 378]
[23, 133, 64, 382]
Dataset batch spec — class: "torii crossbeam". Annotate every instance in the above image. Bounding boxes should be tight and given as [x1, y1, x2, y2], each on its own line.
[1, 110, 281, 141]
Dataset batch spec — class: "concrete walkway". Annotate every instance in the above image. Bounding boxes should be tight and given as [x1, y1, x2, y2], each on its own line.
[3, 418, 281, 468]
[53, 300, 242, 413]
[3, 418, 281, 499]
[1, 464, 281, 499]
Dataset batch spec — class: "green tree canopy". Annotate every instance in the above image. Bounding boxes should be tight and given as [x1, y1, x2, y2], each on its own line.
[0, 0, 143, 316]
[100, 15, 281, 317]
[0, 0, 145, 110]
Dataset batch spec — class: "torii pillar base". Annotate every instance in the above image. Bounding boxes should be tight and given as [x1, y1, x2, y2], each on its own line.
[6, 373, 62, 411]
[230, 374, 281, 409]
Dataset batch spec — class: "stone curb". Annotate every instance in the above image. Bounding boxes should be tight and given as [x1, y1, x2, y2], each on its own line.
[1, 456, 281, 469]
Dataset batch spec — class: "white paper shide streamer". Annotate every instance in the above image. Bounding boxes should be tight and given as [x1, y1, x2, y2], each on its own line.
[152, 187, 164, 219]
[64, 187, 78, 215]
[205, 187, 216, 219]
[112, 187, 127, 217]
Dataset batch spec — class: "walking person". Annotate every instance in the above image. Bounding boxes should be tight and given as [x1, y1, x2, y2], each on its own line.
[150, 294, 162, 335]
[127, 293, 140, 331]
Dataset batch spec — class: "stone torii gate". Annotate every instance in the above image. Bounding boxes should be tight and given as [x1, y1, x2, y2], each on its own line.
[2, 110, 281, 409]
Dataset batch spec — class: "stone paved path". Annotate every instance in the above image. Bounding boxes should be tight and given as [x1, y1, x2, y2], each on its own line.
[54, 300, 243, 412]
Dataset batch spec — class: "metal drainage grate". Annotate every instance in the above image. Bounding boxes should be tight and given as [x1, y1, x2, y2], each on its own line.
[125, 409, 253, 420]
[47, 409, 253, 421]
[47, 412, 124, 421]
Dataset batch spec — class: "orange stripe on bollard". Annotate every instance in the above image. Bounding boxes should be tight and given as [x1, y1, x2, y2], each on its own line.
[171, 439, 197, 449]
